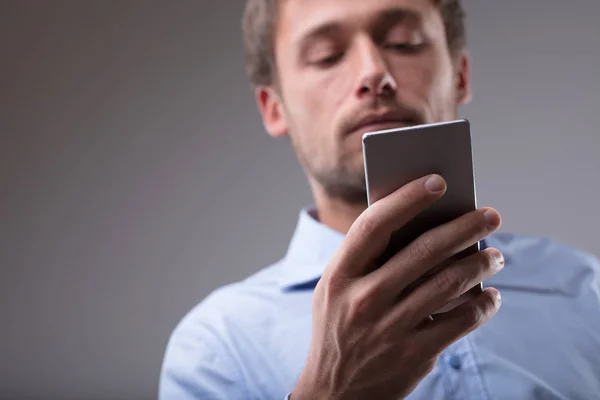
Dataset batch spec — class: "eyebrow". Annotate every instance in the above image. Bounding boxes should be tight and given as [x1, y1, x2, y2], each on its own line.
[296, 7, 423, 56]
[378, 7, 422, 28]
[296, 22, 343, 60]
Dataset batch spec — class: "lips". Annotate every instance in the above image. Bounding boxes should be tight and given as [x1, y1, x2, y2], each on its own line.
[347, 112, 419, 136]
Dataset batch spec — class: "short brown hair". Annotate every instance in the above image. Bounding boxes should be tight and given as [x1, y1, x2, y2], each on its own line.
[242, 0, 466, 87]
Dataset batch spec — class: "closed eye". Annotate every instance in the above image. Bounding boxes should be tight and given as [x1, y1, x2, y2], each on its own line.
[313, 53, 344, 67]
[385, 42, 424, 54]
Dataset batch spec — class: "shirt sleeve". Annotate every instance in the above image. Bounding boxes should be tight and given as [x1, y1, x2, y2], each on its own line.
[158, 319, 249, 400]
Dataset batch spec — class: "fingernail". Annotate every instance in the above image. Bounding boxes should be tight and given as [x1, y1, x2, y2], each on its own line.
[490, 249, 505, 268]
[483, 209, 499, 228]
[425, 174, 445, 193]
[495, 291, 502, 308]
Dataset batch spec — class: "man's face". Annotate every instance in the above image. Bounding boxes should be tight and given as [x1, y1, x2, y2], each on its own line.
[257, 0, 471, 203]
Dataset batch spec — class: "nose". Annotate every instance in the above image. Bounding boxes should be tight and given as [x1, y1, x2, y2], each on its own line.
[355, 40, 397, 99]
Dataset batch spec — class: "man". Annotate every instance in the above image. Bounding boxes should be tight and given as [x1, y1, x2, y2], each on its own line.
[159, 0, 600, 398]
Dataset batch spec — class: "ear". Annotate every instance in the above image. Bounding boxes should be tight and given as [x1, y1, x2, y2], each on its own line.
[255, 85, 289, 138]
[455, 51, 472, 105]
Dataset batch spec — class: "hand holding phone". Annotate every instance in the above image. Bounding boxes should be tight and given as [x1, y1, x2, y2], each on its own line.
[292, 174, 504, 400]
[362, 119, 488, 313]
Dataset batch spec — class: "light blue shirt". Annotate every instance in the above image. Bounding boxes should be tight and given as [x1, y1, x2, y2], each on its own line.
[159, 208, 600, 399]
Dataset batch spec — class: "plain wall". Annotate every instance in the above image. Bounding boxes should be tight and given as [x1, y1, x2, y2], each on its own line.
[1, 1, 598, 399]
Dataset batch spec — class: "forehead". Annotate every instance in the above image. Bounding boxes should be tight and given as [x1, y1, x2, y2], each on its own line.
[276, 0, 442, 42]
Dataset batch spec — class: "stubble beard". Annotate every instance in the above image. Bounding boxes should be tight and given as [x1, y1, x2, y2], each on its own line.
[312, 157, 367, 205]
[285, 111, 369, 206]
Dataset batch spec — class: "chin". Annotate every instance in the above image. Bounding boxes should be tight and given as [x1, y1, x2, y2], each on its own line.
[322, 181, 368, 205]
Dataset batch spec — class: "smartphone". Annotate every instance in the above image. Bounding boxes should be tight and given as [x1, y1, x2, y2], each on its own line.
[362, 119, 482, 314]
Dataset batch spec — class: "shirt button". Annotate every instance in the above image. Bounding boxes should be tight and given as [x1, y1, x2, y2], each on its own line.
[448, 354, 462, 370]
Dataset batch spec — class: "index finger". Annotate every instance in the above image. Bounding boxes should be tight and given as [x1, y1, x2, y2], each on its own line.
[325, 174, 447, 281]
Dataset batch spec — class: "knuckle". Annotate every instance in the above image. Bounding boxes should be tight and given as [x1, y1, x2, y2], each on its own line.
[322, 272, 350, 296]
[433, 268, 461, 294]
[356, 208, 381, 238]
[461, 305, 485, 328]
[483, 290, 499, 313]
[349, 285, 376, 320]
[409, 235, 435, 262]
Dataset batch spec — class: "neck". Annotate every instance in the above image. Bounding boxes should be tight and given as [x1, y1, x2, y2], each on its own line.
[310, 182, 367, 235]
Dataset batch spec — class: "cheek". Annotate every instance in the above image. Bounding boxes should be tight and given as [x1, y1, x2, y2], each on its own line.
[305, 70, 352, 121]
[324, 67, 355, 109]
[396, 56, 454, 114]
[287, 70, 350, 136]
[391, 62, 434, 119]
[429, 64, 456, 118]
[397, 57, 437, 95]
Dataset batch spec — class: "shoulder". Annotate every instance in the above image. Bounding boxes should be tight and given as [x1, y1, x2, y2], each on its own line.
[159, 260, 288, 399]
[167, 259, 287, 352]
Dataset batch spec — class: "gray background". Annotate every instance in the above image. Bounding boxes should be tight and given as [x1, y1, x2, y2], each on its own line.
[1, 1, 598, 399]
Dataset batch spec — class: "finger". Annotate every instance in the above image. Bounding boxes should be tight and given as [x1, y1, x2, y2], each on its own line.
[361, 207, 502, 307]
[324, 174, 447, 281]
[388, 248, 504, 327]
[414, 287, 501, 356]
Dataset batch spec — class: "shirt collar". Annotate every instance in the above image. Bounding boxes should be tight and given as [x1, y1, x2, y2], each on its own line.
[278, 207, 488, 291]
[278, 207, 344, 291]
